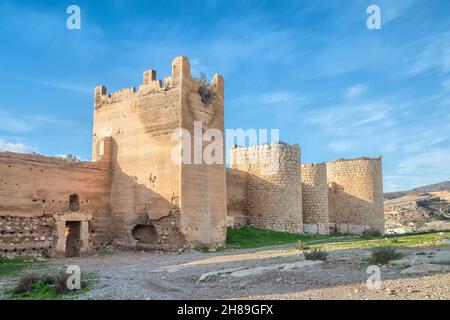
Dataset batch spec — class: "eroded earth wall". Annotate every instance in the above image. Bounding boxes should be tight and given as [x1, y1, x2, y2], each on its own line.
[0, 151, 112, 256]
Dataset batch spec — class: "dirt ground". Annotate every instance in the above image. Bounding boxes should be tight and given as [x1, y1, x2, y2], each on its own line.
[2, 245, 448, 300]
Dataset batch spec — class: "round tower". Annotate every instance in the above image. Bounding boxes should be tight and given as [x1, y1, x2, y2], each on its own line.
[301, 163, 329, 235]
[231, 143, 303, 234]
[326, 157, 384, 234]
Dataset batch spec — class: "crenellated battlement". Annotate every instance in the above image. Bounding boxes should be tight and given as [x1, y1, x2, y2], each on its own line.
[230, 142, 300, 173]
[94, 56, 223, 111]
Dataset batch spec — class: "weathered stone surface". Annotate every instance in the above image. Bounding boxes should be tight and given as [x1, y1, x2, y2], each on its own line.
[327, 158, 384, 234]
[197, 260, 322, 283]
[401, 263, 450, 274]
[230, 143, 303, 233]
[301, 163, 329, 235]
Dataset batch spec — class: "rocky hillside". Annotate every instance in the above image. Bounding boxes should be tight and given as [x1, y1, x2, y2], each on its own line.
[384, 191, 450, 234]
[385, 181, 450, 200]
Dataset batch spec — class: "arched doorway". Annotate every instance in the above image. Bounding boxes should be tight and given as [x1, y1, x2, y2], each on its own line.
[132, 224, 158, 244]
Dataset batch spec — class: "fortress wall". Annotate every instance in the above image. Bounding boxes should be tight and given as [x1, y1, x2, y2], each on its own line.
[92, 57, 226, 248]
[327, 157, 384, 234]
[301, 163, 329, 235]
[0, 151, 112, 256]
[226, 168, 249, 227]
[93, 63, 183, 248]
[231, 143, 303, 233]
[180, 59, 227, 245]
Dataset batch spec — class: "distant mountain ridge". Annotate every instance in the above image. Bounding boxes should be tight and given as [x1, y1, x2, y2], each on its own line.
[385, 181, 450, 200]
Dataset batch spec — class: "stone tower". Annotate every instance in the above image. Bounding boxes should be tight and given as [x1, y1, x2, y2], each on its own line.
[92, 56, 227, 249]
[230, 143, 303, 233]
[327, 157, 384, 234]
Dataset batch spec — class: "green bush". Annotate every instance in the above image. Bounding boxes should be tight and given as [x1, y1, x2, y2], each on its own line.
[54, 273, 71, 295]
[370, 247, 402, 265]
[304, 247, 327, 261]
[361, 229, 382, 238]
[14, 273, 40, 294]
[12, 271, 91, 298]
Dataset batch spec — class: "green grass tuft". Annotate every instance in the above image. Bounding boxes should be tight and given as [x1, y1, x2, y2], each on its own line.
[0, 256, 43, 277]
[226, 227, 450, 251]
[7, 271, 96, 300]
[304, 247, 328, 260]
[368, 247, 402, 265]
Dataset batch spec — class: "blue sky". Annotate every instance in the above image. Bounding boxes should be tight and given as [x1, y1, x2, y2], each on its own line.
[0, 0, 449, 191]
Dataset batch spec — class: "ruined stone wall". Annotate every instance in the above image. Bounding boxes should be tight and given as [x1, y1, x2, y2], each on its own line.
[0, 151, 112, 256]
[327, 157, 384, 234]
[180, 58, 227, 245]
[230, 143, 303, 233]
[301, 163, 329, 235]
[92, 56, 226, 249]
[226, 168, 249, 227]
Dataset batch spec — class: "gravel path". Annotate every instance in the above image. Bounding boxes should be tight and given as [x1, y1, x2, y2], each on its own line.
[1, 245, 449, 300]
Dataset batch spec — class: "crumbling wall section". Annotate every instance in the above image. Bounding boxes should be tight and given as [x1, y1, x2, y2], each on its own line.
[180, 57, 227, 246]
[0, 214, 53, 257]
[0, 149, 112, 256]
[231, 143, 303, 233]
[226, 168, 249, 227]
[93, 56, 227, 249]
[93, 64, 183, 248]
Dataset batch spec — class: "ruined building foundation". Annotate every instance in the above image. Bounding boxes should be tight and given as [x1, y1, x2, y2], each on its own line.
[0, 57, 384, 257]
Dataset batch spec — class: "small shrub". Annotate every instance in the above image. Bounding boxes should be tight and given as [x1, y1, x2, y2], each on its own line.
[14, 273, 40, 294]
[12, 271, 91, 298]
[362, 229, 382, 238]
[198, 72, 213, 103]
[54, 273, 71, 295]
[39, 274, 55, 286]
[304, 247, 327, 261]
[370, 247, 402, 265]
[295, 240, 309, 251]
[198, 246, 210, 253]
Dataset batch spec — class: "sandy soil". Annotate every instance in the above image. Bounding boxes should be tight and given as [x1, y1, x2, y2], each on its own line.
[2, 245, 448, 300]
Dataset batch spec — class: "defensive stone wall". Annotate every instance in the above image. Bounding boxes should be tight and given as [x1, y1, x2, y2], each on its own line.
[327, 157, 384, 234]
[230, 143, 303, 233]
[0, 145, 112, 257]
[301, 163, 329, 235]
[226, 168, 249, 227]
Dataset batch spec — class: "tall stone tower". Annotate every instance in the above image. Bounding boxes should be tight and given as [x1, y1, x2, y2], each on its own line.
[92, 56, 227, 249]
[327, 157, 384, 234]
[230, 143, 303, 233]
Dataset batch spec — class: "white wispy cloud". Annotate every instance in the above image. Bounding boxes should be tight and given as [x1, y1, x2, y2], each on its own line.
[328, 140, 358, 152]
[0, 109, 78, 133]
[344, 83, 368, 99]
[303, 101, 391, 131]
[442, 79, 450, 93]
[0, 112, 34, 133]
[261, 91, 302, 104]
[408, 31, 450, 76]
[26, 79, 92, 94]
[397, 149, 450, 176]
[0, 138, 37, 154]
